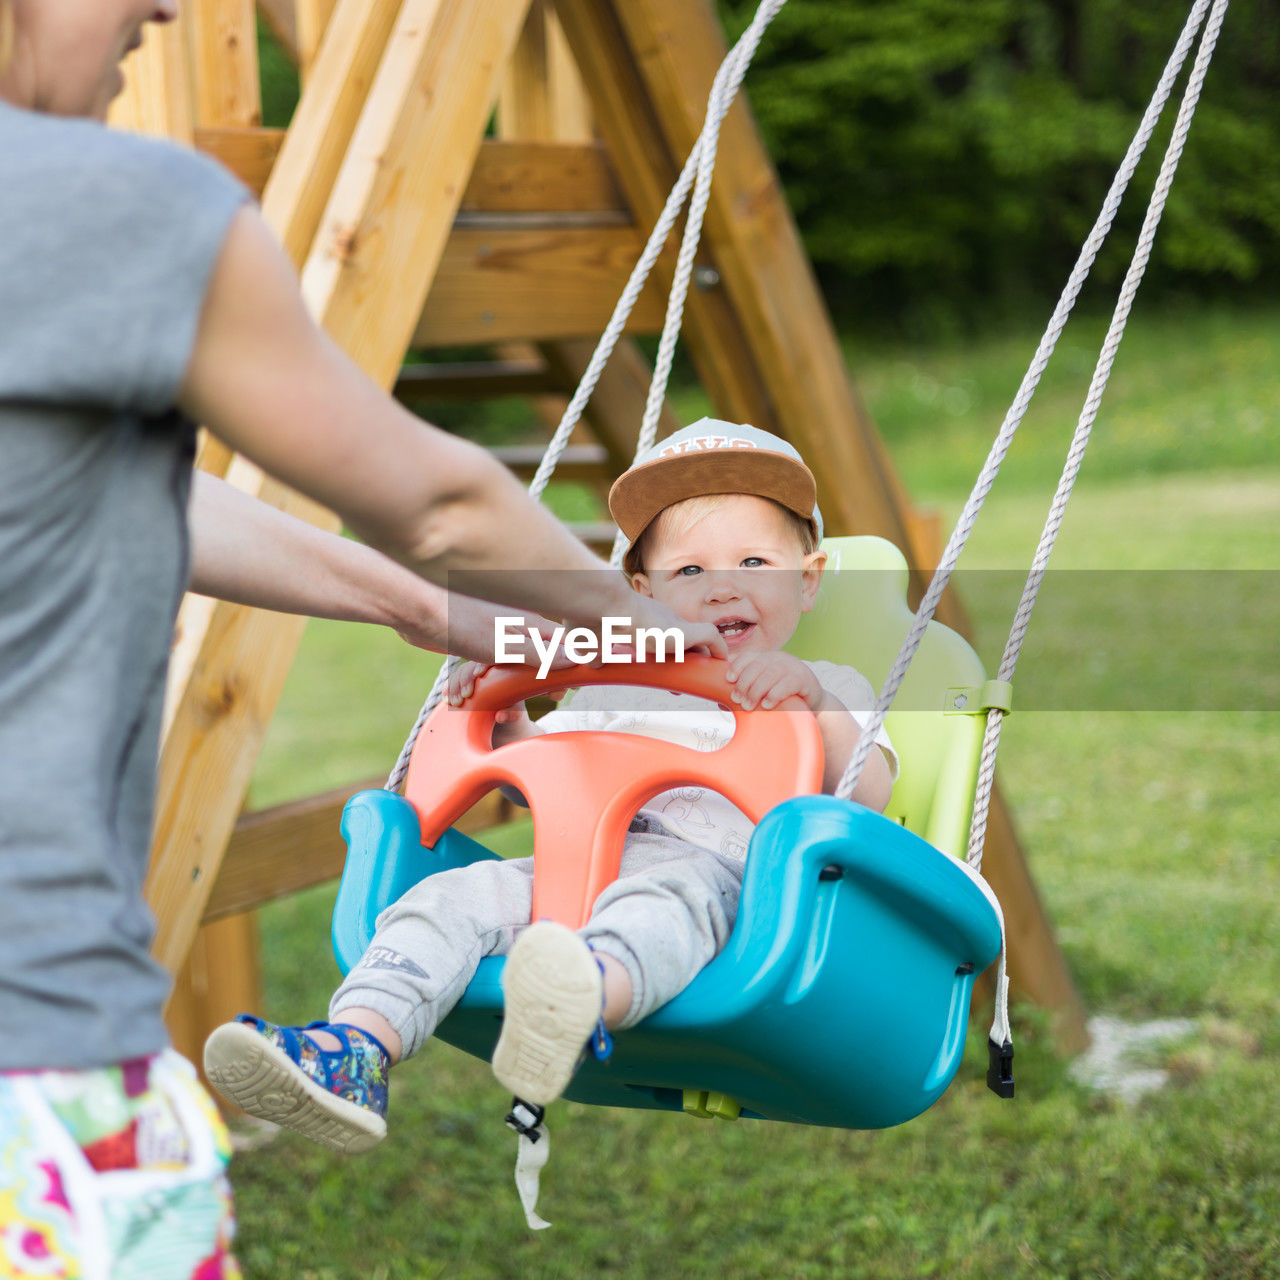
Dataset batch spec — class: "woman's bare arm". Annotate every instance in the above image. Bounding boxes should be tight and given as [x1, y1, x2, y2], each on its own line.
[189, 472, 542, 661]
[178, 206, 723, 657]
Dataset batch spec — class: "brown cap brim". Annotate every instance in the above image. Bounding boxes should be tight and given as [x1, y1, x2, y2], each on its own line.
[608, 449, 818, 546]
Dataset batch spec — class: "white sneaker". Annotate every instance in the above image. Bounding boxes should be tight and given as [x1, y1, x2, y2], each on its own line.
[492, 922, 603, 1105]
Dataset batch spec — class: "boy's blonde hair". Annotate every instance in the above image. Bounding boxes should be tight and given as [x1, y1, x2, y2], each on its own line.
[626, 492, 818, 577]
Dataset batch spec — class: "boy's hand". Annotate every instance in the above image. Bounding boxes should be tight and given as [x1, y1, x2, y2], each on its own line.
[448, 660, 538, 729]
[448, 659, 489, 706]
[725, 651, 825, 712]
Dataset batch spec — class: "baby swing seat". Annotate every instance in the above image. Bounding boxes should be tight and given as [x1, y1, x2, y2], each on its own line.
[331, 537, 1004, 1130]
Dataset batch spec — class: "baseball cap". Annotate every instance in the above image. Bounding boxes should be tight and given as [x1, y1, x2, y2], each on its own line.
[608, 419, 823, 572]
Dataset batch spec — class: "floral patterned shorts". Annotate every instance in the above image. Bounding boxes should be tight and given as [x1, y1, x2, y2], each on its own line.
[0, 1050, 239, 1280]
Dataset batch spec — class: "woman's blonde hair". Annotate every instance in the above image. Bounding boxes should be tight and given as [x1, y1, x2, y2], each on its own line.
[0, 0, 14, 75]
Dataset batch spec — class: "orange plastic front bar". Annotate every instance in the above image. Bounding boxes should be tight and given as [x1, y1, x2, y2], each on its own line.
[402, 657, 824, 928]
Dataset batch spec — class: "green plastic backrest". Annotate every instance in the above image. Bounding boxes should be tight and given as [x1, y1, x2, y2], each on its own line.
[786, 536, 989, 859]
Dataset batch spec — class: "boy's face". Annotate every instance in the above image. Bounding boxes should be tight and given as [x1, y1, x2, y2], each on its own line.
[631, 494, 825, 659]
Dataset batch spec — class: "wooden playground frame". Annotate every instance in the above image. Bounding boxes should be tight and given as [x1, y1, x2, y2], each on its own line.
[107, 0, 1088, 1074]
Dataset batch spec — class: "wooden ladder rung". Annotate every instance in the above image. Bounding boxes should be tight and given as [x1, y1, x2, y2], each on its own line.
[494, 443, 610, 482]
[395, 359, 557, 400]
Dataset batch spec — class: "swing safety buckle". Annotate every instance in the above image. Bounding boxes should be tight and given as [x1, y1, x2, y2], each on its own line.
[986, 1037, 1015, 1099]
[506, 1098, 546, 1141]
[590, 1017, 614, 1062]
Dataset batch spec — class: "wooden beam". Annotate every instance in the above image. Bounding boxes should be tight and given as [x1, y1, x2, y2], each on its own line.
[107, 5, 196, 141]
[544, 3, 593, 142]
[203, 783, 521, 922]
[195, 125, 287, 197]
[194, 429, 237, 480]
[414, 224, 667, 346]
[260, 0, 402, 269]
[497, 0, 593, 143]
[300, 0, 535, 380]
[552, 6, 763, 418]
[256, 0, 299, 61]
[297, 0, 341, 81]
[191, 0, 262, 129]
[162, 0, 404, 752]
[167, 912, 261, 1095]
[169, 0, 271, 1070]
[498, 0, 556, 142]
[151, 589, 318, 975]
[462, 140, 626, 216]
[203, 778, 380, 922]
[149, 0, 534, 979]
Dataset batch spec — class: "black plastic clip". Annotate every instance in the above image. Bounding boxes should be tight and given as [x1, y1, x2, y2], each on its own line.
[505, 1097, 546, 1141]
[986, 1037, 1015, 1099]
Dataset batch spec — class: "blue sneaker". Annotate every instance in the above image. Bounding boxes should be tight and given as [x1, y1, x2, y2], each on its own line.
[204, 1015, 389, 1154]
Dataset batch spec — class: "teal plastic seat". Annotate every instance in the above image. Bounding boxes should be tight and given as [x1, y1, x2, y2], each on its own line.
[332, 536, 1003, 1129]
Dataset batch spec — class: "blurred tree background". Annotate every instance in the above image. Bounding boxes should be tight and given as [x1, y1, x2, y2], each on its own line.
[258, 2, 1278, 339]
[717, 0, 1280, 337]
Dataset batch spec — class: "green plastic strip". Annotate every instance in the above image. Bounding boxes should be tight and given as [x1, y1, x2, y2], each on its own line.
[943, 681, 1013, 716]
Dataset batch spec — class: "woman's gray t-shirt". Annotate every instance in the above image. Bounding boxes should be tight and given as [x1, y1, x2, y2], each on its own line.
[0, 102, 247, 1070]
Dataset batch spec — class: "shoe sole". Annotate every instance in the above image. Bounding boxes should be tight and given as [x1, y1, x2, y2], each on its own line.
[203, 1022, 386, 1156]
[492, 922, 603, 1106]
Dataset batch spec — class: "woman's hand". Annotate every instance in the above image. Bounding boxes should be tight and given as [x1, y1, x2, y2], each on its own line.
[598, 592, 728, 662]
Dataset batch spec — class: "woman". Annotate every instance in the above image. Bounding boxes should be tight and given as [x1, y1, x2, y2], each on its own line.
[0, 2, 721, 1274]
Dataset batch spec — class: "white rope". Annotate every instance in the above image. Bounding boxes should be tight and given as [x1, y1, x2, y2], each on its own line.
[965, 0, 1228, 870]
[384, 0, 788, 791]
[834, 0, 1218, 812]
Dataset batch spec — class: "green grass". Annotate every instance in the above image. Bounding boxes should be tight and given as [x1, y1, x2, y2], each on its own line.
[232, 304, 1280, 1277]
[854, 301, 1280, 501]
[658, 301, 1280, 504]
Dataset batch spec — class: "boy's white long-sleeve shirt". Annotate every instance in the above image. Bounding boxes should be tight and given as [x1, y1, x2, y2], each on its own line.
[535, 660, 898, 861]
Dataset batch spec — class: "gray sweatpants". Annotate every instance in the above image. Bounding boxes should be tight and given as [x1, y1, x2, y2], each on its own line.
[330, 827, 743, 1060]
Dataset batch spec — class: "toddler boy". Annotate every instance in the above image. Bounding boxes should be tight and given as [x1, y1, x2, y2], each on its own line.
[204, 420, 897, 1152]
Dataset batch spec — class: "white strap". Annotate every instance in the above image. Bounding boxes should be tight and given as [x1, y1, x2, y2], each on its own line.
[954, 858, 1011, 1052]
[514, 1123, 552, 1231]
